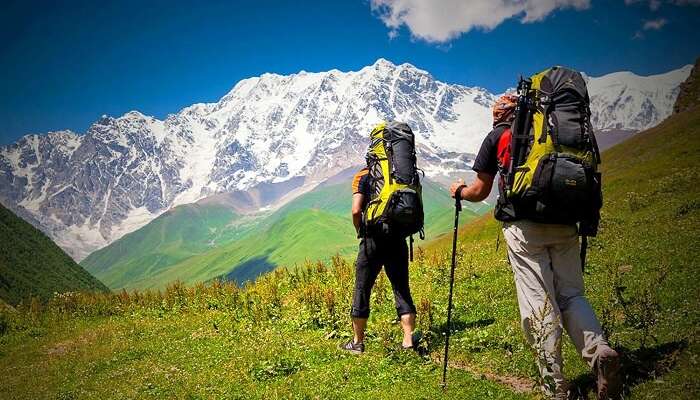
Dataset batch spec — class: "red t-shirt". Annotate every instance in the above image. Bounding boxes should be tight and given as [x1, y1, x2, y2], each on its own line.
[471, 124, 511, 176]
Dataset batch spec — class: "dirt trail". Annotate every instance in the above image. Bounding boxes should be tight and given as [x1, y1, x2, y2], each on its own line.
[430, 354, 535, 394]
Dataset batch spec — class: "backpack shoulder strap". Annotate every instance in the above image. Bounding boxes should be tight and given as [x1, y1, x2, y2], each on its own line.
[495, 125, 512, 172]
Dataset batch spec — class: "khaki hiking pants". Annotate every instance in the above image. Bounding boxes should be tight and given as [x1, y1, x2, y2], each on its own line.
[503, 221, 609, 395]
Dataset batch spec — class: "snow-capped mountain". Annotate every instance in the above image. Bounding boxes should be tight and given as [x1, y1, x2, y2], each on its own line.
[587, 65, 693, 132]
[0, 59, 691, 260]
[0, 59, 496, 260]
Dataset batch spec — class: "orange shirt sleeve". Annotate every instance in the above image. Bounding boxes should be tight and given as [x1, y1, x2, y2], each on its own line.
[352, 169, 369, 194]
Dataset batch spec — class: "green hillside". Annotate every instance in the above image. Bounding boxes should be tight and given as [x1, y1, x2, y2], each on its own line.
[674, 58, 699, 114]
[0, 203, 109, 305]
[120, 208, 357, 289]
[0, 107, 698, 399]
[81, 203, 250, 289]
[83, 203, 242, 275]
[83, 178, 485, 290]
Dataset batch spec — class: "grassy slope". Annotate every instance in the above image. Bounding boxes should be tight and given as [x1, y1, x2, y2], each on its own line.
[131, 209, 357, 289]
[0, 109, 698, 399]
[673, 59, 698, 114]
[0, 203, 109, 305]
[82, 203, 246, 289]
[84, 178, 483, 290]
[83, 204, 241, 275]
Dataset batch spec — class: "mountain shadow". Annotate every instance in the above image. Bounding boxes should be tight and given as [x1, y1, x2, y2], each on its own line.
[220, 255, 277, 286]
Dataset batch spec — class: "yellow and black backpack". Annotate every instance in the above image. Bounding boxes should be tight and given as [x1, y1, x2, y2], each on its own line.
[363, 121, 424, 240]
[498, 66, 602, 237]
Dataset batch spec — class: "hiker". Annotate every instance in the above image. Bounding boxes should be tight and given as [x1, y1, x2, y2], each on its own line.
[340, 121, 424, 354]
[449, 69, 620, 400]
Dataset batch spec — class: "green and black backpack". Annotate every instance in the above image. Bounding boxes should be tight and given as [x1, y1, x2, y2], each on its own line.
[363, 121, 425, 241]
[497, 66, 603, 237]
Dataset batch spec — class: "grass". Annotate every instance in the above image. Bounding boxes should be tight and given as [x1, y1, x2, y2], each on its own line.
[1, 107, 698, 399]
[0, 203, 108, 305]
[0, 260, 532, 400]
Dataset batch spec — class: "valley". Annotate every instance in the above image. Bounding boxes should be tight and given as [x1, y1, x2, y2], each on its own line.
[82, 176, 489, 290]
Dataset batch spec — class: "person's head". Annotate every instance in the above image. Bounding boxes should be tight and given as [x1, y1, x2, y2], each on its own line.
[492, 94, 518, 126]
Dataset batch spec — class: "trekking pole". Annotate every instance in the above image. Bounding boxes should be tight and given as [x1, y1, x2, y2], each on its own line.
[442, 192, 462, 388]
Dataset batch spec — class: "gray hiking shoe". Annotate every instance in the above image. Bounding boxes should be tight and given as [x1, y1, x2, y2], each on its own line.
[339, 340, 364, 355]
[596, 347, 622, 399]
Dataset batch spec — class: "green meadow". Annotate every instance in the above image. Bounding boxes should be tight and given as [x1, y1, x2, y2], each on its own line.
[0, 107, 698, 399]
[82, 179, 487, 291]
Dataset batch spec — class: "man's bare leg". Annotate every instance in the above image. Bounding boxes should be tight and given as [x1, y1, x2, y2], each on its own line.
[353, 317, 367, 344]
[400, 313, 416, 347]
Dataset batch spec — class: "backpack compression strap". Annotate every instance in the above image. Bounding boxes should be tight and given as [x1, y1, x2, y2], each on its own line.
[580, 235, 588, 272]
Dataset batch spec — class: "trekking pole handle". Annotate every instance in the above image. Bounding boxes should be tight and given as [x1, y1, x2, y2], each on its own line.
[454, 185, 466, 213]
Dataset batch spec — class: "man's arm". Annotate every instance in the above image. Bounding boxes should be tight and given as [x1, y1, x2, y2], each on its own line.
[351, 193, 365, 232]
[449, 172, 495, 203]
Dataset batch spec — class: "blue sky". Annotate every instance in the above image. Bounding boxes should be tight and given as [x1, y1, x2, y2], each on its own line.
[1, 0, 699, 145]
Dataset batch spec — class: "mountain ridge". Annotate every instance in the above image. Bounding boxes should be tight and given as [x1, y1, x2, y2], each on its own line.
[0, 59, 691, 260]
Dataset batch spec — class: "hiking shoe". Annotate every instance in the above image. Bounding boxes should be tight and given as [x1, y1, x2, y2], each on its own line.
[400, 344, 428, 357]
[596, 347, 622, 399]
[339, 340, 364, 355]
[411, 331, 423, 348]
[401, 332, 422, 349]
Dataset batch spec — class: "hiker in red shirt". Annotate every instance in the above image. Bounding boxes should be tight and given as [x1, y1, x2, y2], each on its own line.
[449, 94, 620, 399]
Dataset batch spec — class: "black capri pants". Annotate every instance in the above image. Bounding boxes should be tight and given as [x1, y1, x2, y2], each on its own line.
[350, 234, 417, 319]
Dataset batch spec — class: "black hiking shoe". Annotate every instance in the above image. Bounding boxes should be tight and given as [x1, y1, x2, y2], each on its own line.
[401, 344, 425, 356]
[401, 332, 426, 355]
[399, 331, 422, 348]
[411, 331, 423, 348]
[339, 340, 364, 355]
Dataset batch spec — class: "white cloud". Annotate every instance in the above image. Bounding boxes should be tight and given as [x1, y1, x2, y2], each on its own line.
[633, 16, 667, 38]
[369, 0, 591, 43]
[643, 17, 668, 30]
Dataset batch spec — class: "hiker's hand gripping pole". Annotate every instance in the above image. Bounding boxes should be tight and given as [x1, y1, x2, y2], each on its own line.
[442, 190, 463, 388]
